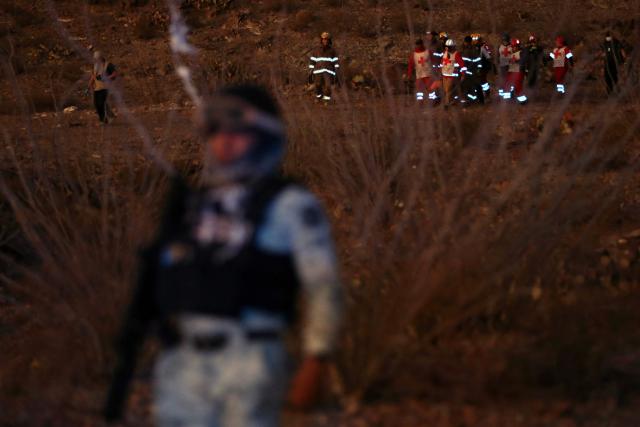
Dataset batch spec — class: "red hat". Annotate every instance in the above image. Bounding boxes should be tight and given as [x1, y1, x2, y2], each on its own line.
[511, 38, 521, 47]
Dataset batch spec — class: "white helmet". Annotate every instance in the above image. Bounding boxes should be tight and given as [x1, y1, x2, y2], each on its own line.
[445, 39, 456, 47]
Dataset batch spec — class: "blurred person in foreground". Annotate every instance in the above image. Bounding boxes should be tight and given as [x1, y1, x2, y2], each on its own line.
[104, 84, 344, 426]
[89, 51, 117, 124]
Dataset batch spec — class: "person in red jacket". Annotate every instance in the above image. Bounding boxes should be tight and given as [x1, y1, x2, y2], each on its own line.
[505, 38, 527, 104]
[497, 33, 513, 99]
[407, 38, 437, 104]
[441, 38, 465, 107]
[550, 35, 573, 94]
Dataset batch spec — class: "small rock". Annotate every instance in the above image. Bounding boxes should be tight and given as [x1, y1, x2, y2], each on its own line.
[63, 106, 78, 114]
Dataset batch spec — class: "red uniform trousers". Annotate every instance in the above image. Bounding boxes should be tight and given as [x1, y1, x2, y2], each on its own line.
[507, 71, 524, 96]
[554, 67, 568, 84]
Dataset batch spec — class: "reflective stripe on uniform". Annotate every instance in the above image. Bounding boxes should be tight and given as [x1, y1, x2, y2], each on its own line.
[310, 57, 339, 62]
[313, 69, 336, 75]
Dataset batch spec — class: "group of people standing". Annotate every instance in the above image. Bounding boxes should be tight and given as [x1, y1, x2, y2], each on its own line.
[407, 30, 628, 107]
[307, 30, 629, 107]
[406, 31, 577, 107]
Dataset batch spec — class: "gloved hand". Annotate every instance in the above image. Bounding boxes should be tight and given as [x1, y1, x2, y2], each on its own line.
[287, 355, 327, 410]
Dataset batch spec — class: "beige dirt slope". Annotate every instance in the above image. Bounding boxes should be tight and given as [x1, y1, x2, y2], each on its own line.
[1, 1, 640, 426]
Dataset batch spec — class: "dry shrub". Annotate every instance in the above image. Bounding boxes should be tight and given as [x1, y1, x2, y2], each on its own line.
[0, 128, 175, 419]
[1, 3, 640, 424]
[260, 0, 299, 13]
[2, 4, 44, 28]
[135, 14, 159, 40]
[455, 11, 473, 32]
[282, 75, 640, 404]
[387, 12, 409, 34]
[289, 10, 315, 32]
[323, 0, 346, 7]
[184, 9, 208, 30]
[120, 0, 150, 7]
[28, 93, 58, 112]
[353, 17, 379, 38]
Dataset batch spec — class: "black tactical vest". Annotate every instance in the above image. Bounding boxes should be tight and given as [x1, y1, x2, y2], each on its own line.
[152, 177, 301, 324]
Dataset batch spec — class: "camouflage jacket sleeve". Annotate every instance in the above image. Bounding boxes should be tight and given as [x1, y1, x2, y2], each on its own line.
[257, 186, 343, 356]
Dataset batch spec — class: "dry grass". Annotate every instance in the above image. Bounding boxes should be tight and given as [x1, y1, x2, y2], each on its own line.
[288, 10, 315, 32]
[135, 14, 160, 40]
[260, 0, 300, 14]
[1, 0, 640, 424]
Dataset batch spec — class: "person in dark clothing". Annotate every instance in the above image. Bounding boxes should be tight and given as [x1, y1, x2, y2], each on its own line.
[523, 34, 544, 89]
[103, 85, 343, 427]
[460, 35, 484, 104]
[472, 33, 494, 96]
[601, 32, 627, 94]
[309, 32, 340, 102]
[89, 51, 116, 124]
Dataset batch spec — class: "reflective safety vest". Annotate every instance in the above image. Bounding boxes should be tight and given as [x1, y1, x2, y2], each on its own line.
[413, 50, 432, 79]
[498, 44, 512, 67]
[551, 46, 573, 68]
[441, 51, 464, 78]
[508, 51, 522, 73]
